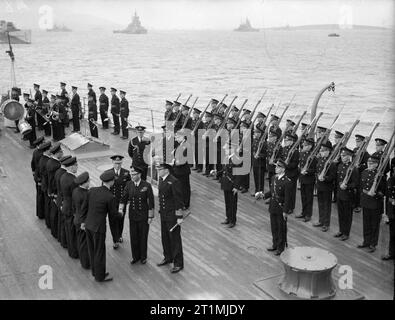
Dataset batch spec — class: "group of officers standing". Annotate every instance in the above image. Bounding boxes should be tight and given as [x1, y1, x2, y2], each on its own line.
[26, 91, 394, 283]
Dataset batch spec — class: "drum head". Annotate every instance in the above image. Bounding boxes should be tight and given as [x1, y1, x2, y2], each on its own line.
[1, 99, 24, 121]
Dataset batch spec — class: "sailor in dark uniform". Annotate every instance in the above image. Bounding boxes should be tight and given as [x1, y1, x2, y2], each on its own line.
[88, 94, 98, 138]
[266, 129, 283, 196]
[85, 170, 119, 282]
[213, 113, 224, 180]
[164, 100, 173, 122]
[315, 141, 336, 232]
[119, 90, 129, 139]
[72, 171, 91, 269]
[372, 138, 390, 175]
[156, 163, 185, 273]
[33, 83, 44, 130]
[60, 156, 79, 258]
[99, 86, 109, 129]
[31, 136, 45, 220]
[110, 88, 120, 135]
[169, 101, 181, 122]
[37, 141, 52, 225]
[173, 130, 192, 209]
[25, 98, 37, 148]
[217, 148, 242, 228]
[297, 137, 317, 222]
[11, 87, 21, 133]
[128, 126, 151, 180]
[331, 130, 344, 203]
[299, 122, 308, 147]
[269, 114, 282, 138]
[41, 90, 51, 136]
[285, 119, 295, 134]
[252, 126, 266, 195]
[353, 134, 370, 213]
[108, 155, 131, 249]
[255, 112, 267, 131]
[59, 82, 70, 127]
[191, 108, 204, 172]
[238, 120, 251, 193]
[357, 155, 386, 252]
[46, 142, 63, 238]
[174, 104, 189, 132]
[316, 126, 332, 147]
[383, 166, 395, 260]
[54, 155, 72, 248]
[335, 147, 359, 241]
[202, 111, 214, 176]
[256, 159, 292, 256]
[70, 86, 81, 132]
[87, 83, 96, 104]
[120, 166, 154, 264]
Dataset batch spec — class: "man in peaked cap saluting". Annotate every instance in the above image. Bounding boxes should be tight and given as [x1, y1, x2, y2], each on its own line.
[85, 170, 120, 282]
[108, 155, 131, 249]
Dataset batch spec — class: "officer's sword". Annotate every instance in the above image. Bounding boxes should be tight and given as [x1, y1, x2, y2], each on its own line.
[170, 210, 191, 232]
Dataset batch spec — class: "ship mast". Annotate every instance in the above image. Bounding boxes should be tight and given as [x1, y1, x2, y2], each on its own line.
[5, 31, 17, 89]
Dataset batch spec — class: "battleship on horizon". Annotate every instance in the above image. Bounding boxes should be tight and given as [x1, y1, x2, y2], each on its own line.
[113, 11, 147, 34]
[234, 18, 259, 32]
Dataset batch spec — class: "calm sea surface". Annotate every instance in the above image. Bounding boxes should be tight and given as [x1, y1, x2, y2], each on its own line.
[1, 28, 394, 152]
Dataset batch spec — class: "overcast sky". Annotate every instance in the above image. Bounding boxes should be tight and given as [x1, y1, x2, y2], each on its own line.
[1, 0, 393, 30]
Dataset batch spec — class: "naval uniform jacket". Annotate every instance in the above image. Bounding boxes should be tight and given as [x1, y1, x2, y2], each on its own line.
[99, 93, 109, 112]
[120, 98, 129, 119]
[60, 172, 77, 217]
[34, 90, 43, 107]
[128, 137, 151, 169]
[38, 155, 50, 193]
[353, 147, 370, 174]
[158, 174, 184, 222]
[173, 141, 191, 176]
[281, 145, 299, 179]
[220, 161, 242, 191]
[299, 150, 317, 184]
[109, 168, 131, 203]
[54, 167, 66, 207]
[336, 162, 359, 201]
[360, 168, 386, 210]
[110, 95, 120, 115]
[85, 186, 119, 234]
[88, 89, 97, 104]
[252, 136, 266, 168]
[315, 155, 336, 191]
[88, 100, 97, 121]
[264, 174, 292, 215]
[387, 176, 395, 220]
[72, 186, 89, 226]
[121, 180, 154, 221]
[70, 93, 81, 114]
[266, 142, 283, 174]
[31, 148, 43, 183]
[46, 158, 61, 196]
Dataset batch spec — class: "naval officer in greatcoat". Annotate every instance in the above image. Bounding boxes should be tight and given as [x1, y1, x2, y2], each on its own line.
[108, 155, 131, 249]
[85, 170, 120, 282]
[120, 166, 154, 265]
[119, 90, 129, 140]
[128, 125, 151, 181]
[156, 163, 185, 273]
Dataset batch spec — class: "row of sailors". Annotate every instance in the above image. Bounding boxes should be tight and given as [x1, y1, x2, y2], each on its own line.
[10, 82, 131, 146]
[31, 136, 187, 282]
[159, 97, 394, 258]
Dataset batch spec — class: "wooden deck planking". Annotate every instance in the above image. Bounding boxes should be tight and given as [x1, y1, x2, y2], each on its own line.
[0, 124, 393, 300]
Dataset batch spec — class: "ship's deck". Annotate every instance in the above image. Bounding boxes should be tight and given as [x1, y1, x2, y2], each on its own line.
[0, 122, 393, 300]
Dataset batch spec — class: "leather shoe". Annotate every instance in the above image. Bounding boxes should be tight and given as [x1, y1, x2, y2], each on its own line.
[221, 220, 229, 225]
[141, 259, 147, 264]
[313, 222, 323, 227]
[340, 235, 349, 241]
[96, 274, 113, 282]
[266, 247, 277, 252]
[157, 259, 171, 267]
[274, 250, 282, 256]
[334, 232, 343, 238]
[368, 246, 376, 253]
[113, 243, 119, 249]
[304, 217, 311, 222]
[170, 266, 183, 273]
[357, 243, 369, 249]
[321, 226, 328, 232]
[227, 223, 235, 228]
[118, 237, 123, 243]
[130, 259, 139, 264]
[120, 136, 128, 140]
[295, 214, 305, 219]
[382, 254, 394, 261]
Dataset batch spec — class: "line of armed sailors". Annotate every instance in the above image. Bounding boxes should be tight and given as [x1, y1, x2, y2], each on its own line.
[10, 82, 132, 147]
[31, 134, 186, 282]
[160, 96, 395, 258]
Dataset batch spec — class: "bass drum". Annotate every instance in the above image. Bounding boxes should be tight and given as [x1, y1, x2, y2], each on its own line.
[0, 99, 24, 121]
[18, 121, 32, 136]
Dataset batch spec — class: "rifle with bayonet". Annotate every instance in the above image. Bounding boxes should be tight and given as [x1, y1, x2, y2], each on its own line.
[172, 94, 192, 128]
[165, 93, 182, 122]
[191, 100, 211, 135]
[253, 103, 275, 159]
[291, 110, 307, 135]
[214, 96, 241, 141]
[268, 104, 291, 164]
[181, 96, 199, 130]
[201, 94, 228, 133]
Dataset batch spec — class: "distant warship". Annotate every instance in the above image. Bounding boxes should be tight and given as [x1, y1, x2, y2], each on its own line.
[46, 24, 72, 32]
[0, 20, 31, 44]
[234, 18, 259, 32]
[113, 11, 147, 34]
[328, 33, 340, 37]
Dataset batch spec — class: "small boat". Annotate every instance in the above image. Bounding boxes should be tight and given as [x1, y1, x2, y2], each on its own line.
[0, 20, 31, 44]
[328, 33, 340, 37]
[234, 18, 259, 32]
[46, 24, 72, 32]
[113, 11, 147, 34]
